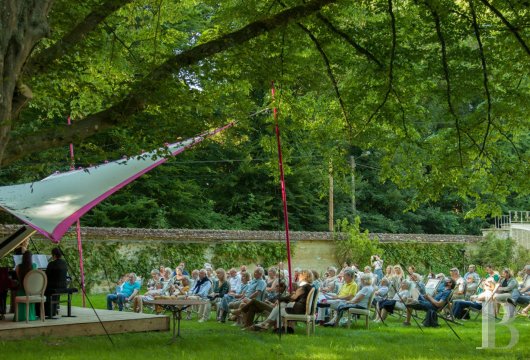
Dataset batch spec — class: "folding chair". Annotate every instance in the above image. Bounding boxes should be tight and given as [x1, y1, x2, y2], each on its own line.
[407, 290, 462, 339]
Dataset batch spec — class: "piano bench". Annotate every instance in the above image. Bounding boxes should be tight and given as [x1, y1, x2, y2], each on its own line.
[49, 288, 79, 318]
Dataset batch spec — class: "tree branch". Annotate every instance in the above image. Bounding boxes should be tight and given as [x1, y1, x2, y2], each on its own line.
[491, 122, 524, 162]
[10, 0, 136, 120]
[24, 0, 135, 77]
[2, 0, 337, 166]
[316, 14, 383, 68]
[478, 0, 530, 57]
[468, 0, 492, 158]
[391, 88, 409, 138]
[297, 23, 350, 128]
[427, 4, 464, 167]
[364, 0, 396, 127]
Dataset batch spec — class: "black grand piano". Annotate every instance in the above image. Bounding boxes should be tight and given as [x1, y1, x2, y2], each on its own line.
[0, 225, 36, 319]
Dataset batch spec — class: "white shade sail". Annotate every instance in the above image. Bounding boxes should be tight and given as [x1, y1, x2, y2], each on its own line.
[0, 122, 234, 242]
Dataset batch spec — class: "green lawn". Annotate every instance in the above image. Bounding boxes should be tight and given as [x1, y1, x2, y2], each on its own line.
[1, 294, 528, 360]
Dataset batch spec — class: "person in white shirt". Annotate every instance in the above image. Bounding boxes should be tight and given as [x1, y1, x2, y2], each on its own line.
[228, 268, 241, 294]
[450, 268, 465, 300]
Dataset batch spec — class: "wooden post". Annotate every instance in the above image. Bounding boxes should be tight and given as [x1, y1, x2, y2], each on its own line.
[351, 155, 356, 214]
[329, 159, 334, 232]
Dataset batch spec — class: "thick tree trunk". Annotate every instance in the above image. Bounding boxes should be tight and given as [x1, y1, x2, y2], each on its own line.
[0, 0, 53, 165]
[1, 0, 337, 166]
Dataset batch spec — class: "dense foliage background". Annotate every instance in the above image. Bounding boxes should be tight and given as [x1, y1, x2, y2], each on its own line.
[1, 0, 530, 234]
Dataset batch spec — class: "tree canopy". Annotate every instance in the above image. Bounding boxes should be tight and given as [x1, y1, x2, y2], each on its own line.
[1, 0, 529, 221]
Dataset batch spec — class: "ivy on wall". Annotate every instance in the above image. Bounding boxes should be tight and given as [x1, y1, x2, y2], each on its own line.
[334, 217, 468, 274]
[0, 239, 293, 293]
[210, 242, 291, 270]
[379, 242, 466, 274]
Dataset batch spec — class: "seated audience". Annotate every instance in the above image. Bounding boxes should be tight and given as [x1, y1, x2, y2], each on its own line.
[493, 268, 519, 319]
[227, 268, 241, 294]
[463, 264, 481, 285]
[464, 276, 479, 300]
[218, 271, 250, 322]
[316, 269, 357, 323]
[254, 269, 314, 333]
[229, 267, 267, 325]
[185, 269, 212, 320]
[512, 265, 530, 307]
[452, 279, 495, 319]
[320, 267, 339, 294]
[373, 278, 389, 304]
[404, 278, 455, 327]
[324, 274, 374, 327]
[107, 273, 141, 311]
[239, 281, 287, 329]
[450, 268, 465, 300]
[375, 281, 411, 322]
[201, 268, 230, 322]
[311, 270, 321, 290]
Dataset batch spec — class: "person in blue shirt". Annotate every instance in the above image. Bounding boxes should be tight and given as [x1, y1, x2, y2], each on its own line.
[191, 269, 212, 299]
[404, 277, 455, 326]
[107, 273, 141, 311]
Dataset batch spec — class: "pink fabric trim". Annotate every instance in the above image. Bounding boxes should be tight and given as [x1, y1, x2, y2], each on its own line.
[48, 122, 234, 241]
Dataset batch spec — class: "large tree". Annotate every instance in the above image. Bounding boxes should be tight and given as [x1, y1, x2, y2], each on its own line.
[0, 0, 529, 216]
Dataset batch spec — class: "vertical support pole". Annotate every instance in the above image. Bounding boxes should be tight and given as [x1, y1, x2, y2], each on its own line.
[271, 82, 293, 292]
[67, 116, 86, 307]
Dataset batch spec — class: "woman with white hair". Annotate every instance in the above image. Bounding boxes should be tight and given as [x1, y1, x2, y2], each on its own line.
[323, 274, 374, 327]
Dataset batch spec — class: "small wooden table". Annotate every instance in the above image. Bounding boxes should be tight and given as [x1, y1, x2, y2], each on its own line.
[143, 298, 207, 342]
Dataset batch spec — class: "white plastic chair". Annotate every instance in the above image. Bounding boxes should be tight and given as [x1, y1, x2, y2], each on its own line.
[15, 269, 47, 323]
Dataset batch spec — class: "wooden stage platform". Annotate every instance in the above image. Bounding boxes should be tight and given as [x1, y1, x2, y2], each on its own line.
[0, 306, 169, 340]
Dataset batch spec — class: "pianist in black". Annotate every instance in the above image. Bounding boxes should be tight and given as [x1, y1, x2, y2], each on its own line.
[44, 247, 68, 317]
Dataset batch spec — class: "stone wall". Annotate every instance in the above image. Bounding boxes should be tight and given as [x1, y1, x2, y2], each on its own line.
[0, 225, 482, 271]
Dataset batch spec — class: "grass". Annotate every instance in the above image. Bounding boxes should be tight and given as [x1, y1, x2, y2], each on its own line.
[1, 294, 528, 360]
